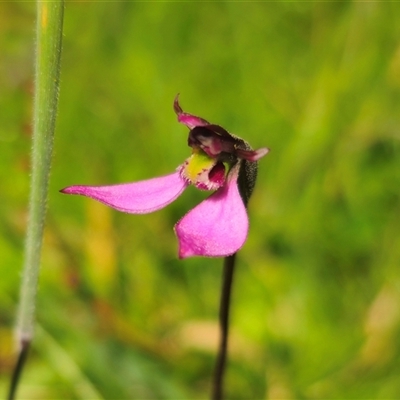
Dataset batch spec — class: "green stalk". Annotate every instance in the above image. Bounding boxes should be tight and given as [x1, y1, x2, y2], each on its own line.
[9, 2, 64, 399]
[18, 0, 64, 347]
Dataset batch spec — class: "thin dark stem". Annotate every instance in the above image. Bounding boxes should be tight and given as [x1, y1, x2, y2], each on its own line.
[7, 339, 31, 400]
[212, 253, 237, 400]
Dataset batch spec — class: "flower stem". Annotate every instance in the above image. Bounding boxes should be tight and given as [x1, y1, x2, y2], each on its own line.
[9, 2, 64, 399]
[212, 253, 237, 400]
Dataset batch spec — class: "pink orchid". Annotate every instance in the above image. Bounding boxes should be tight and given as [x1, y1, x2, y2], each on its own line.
[61, 96, 269, 259]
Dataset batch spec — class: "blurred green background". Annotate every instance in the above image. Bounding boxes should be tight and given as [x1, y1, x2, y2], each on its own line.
[2, 2, 400, 399]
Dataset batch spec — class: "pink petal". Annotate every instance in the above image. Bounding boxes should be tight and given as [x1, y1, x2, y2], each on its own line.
[60, 171, 187, 214]
[175, 170, 248, 258]
[174, 94, 210, 129]
[236, 147, 270, 161]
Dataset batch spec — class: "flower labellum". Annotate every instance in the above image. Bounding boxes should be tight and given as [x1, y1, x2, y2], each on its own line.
[61, 95, 269, 258]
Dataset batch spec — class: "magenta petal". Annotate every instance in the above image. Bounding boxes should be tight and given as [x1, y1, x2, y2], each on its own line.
[236, 147, 270, 161]
[60, 171, 187, 214]
[177, 113, 210, 130]
[175, 172, 248, 258]
[174, 94, 210, 129]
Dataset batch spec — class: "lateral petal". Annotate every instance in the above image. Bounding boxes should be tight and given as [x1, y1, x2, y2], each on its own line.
[61, 171, 187, 214]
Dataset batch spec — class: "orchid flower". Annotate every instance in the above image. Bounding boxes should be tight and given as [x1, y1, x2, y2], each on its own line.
[61, 95, 269, 258]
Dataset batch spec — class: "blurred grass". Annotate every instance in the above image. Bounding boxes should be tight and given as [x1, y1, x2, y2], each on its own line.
[1, 2, 400, 399]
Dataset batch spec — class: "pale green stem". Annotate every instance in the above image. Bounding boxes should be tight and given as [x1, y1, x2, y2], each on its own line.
[9, 4, 64, 397]
[16, 0, 64, 350]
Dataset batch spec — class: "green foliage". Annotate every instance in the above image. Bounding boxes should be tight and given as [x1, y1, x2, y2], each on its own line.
[1, 2, 400, 399]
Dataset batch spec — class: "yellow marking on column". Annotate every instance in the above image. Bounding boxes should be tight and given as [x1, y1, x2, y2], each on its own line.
[183, 148, 216, 182]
